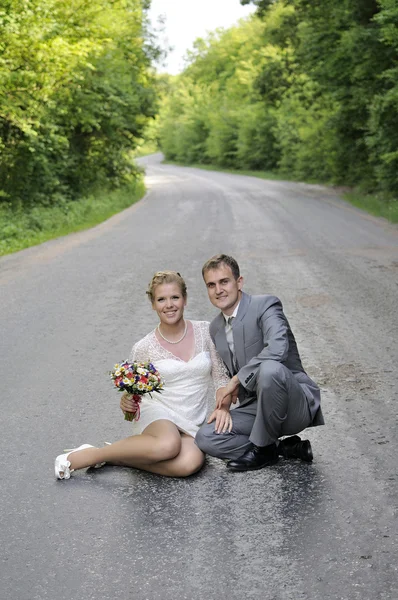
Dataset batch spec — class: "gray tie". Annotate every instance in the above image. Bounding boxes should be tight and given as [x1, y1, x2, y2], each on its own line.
[226, 316, 238, 372]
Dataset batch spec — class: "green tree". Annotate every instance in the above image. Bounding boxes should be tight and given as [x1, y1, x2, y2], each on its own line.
[366, 0, 398, 192]
[0, 0, 159, 207]
[159, 0, 398, 196]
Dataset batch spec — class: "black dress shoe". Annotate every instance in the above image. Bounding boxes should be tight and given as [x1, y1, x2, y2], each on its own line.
[278, 436, 313, 462]
[227, 443, 279, 472]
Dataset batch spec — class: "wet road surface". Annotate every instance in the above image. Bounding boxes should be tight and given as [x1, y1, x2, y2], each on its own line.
[1, 153, 397, 599]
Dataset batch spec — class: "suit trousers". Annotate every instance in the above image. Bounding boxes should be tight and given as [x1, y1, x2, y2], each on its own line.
[195, 360, 312, 460]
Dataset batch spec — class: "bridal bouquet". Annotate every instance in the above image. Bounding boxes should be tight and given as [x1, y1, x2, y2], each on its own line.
[110, 360, 164, 422]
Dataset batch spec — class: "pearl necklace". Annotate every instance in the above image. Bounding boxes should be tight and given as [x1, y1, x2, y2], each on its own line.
[157, 320, 188, 344]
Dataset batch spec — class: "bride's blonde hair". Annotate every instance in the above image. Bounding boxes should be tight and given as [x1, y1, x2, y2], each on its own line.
[146, 271, 187, 303]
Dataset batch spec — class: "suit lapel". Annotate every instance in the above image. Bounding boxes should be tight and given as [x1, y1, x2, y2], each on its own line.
[232, 292, 251, 369]
[214, 315, 233, 375]
[232, 320, 244, 370]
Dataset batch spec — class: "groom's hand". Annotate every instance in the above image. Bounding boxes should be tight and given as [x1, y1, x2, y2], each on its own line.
[217, 376, 240, 408]
[216, 386, 232, 410]
[207, 408, 233, 434]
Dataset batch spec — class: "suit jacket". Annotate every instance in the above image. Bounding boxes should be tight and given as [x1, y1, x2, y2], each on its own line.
[210, 291, 324, 426]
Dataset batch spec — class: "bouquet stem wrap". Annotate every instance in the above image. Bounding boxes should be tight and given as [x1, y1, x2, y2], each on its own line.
[124, 394, 142, 422]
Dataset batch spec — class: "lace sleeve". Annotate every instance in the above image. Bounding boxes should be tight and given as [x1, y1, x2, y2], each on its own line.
[128, 337, 152, 363]
[128, 343, 138, 362]
[127, 331, 171, 364]
[201, 322, 230, 391]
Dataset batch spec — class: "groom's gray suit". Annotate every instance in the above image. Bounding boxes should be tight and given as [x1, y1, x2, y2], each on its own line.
[196, 291, 324, 460]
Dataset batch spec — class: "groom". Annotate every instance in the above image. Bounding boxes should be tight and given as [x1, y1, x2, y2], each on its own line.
[195, 254, 324, 471]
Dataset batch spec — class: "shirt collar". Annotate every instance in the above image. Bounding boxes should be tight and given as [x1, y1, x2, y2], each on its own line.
[222, 302, 240, 324]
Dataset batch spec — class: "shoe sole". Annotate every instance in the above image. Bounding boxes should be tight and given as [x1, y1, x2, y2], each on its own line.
[227, 458, 279, 472]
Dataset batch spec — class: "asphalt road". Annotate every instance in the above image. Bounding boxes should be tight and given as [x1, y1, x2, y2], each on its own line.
[1, 153, 397, 600]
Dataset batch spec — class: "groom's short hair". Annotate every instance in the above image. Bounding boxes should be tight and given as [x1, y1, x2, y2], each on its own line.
[202, 254, 240, 280]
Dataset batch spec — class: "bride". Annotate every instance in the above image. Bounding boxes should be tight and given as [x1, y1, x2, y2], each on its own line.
[55, 271, 232, 479]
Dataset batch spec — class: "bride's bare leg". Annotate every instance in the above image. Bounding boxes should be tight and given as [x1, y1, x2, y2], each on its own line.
[139, 434, 205, 477]
[67, 420, 182, 471]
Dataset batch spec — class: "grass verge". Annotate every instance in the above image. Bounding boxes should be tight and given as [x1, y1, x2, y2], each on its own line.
[0, 177, 146, 257]
[342, 191, 398, 223]
[164, 160, 398, 224]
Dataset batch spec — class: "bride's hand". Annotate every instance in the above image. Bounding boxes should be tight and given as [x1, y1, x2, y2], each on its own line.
[120, 392, 134, 414]
[207, 408, 233, 434]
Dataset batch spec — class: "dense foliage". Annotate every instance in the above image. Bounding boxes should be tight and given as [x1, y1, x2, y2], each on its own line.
[158, 0, 398, 196]
[0, 0, 159, 207]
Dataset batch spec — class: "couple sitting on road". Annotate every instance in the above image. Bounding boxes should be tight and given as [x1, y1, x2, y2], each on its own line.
[55, 254, 324, 480]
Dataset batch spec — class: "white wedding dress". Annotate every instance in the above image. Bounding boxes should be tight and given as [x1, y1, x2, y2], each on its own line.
[128, 321, 230, 437]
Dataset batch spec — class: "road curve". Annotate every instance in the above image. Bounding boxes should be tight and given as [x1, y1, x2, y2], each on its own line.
[1, 153, 397, 600]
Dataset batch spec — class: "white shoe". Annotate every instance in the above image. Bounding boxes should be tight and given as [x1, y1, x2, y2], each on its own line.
[55, 444, 98, 480]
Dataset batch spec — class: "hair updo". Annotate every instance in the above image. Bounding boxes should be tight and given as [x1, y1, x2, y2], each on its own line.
[146, 271, 187, 303]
